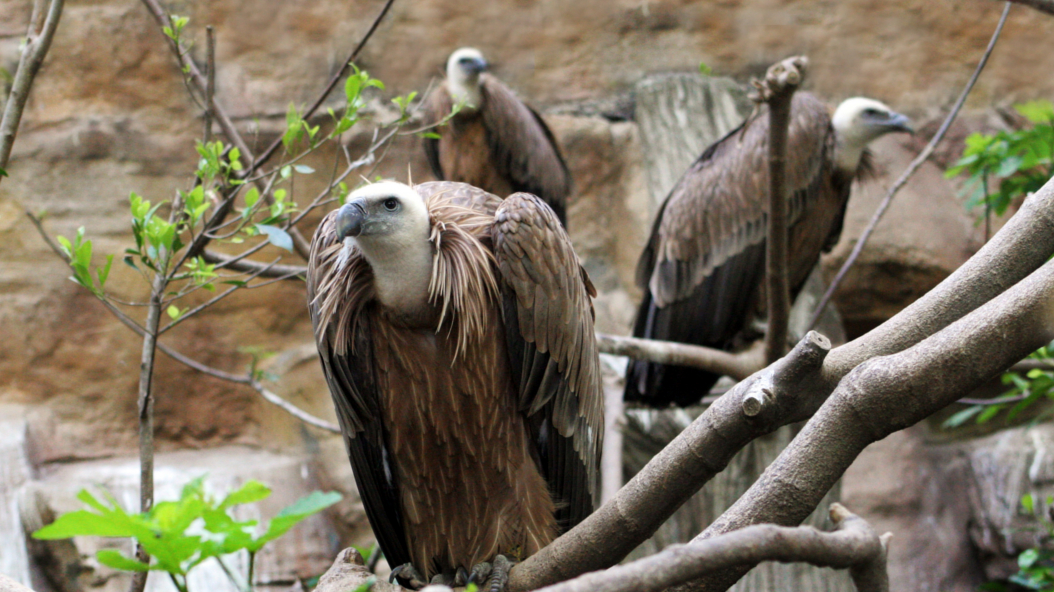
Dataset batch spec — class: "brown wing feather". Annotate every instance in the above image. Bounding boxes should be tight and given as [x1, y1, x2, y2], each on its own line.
[492, 193, 602, 529]
[307, 214, 412, 570]
[647, 92, 834, 308]
[480, 76, 572, 222]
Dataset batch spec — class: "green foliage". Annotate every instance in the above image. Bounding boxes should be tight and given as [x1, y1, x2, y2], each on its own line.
[945, 100, 1054, 220]
[698, 62, 713, 76]
[943, 346, 1054, 429]
[981, 495, 1054, 591]
[57, 227, 113, 297]
[33, 477, 341, 592]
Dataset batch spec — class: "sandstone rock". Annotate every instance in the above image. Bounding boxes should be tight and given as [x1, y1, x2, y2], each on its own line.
[822, 130, 986, 336]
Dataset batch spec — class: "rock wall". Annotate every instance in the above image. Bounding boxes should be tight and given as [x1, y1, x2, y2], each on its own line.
[0, 0, 1045, 588]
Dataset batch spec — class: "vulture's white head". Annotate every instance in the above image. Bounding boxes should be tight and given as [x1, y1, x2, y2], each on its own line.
[446, 47, 488, 109]
[335, 181, 433, 315]
[832, 97, 913, 172]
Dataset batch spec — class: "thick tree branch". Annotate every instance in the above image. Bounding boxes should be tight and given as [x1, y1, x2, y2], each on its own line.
[808, 2, 1011, 328]
[509, 175, 1054, 592]
[536, 504, 889, 592]
[755, 56, 807, 363]
[681, 261, 1054, 592]
[0, 0, 64, 184]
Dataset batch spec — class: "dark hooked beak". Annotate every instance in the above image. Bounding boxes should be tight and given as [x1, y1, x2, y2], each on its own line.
[885, 111, 914, 135]
[336, 199, 367, 240]
[466, 57, 488, 75]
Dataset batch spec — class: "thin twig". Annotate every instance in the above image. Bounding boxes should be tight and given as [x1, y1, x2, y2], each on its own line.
[204, 26, 215, 144]
[0, 0, 65, 184]
[807, 1, 1013, 330]
[25, 210, 340, 436]
[249, 0, 398, 172]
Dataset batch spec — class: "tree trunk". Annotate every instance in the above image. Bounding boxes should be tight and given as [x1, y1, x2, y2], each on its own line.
[624, 73, 853, 592]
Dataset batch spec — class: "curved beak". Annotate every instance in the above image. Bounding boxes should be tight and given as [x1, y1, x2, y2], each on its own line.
[885, 111, 914, 135]
[466, 57, 488, 75]
[336, 199, 367, 240]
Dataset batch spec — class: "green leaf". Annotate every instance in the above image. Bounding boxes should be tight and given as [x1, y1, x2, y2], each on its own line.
[977, 404, 1004, 424]
[255, 224, 293, 252]
[97, 549, 152, 572]
[247, 491, 341, 552]
[219, 481, 271, 510]
[293, 164, 314, 174]
[698, 62, 712, 76]
[244, 187, 260, 211]
[96, 254, 114, 288]
[167, 305, 182, 320]
[0, 167, 7, 177]
[1020, 548, 1041, 569]
[942, 405, 983, 429]
[1022, 493, 1035, 514]
[33, 510, 136, 539]
[1016, 100, 1054, 125]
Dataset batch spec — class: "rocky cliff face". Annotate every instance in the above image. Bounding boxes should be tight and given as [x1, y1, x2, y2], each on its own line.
[0, 0, 1043, 589]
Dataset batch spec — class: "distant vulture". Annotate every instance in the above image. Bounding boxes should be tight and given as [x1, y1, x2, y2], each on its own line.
[307, 181, 602, 587]
[422, 48, 572, 225]
[625, 94, 913, 407]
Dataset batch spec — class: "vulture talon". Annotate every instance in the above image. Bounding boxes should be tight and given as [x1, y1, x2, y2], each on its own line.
[485, 555, 515, 592]
[389, 563, 427, 590]
[455, 567, 470, 587]
[467, 561, 492, 585]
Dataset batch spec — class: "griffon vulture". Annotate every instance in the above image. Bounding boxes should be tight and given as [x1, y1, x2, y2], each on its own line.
[307, 180, 602, 588]
[624, 94, 913, 407]
[422, 48, 572, 225]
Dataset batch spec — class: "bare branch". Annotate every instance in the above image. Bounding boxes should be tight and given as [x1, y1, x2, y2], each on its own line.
[0, 0, 65, 183]
[204, 25, 215, 144]
[596, 333, 762, 379]
[201, 250, 306, 279]
[249, 379, 340, 433]
[754, 55, 807, 363]
[997, 0, 1054, 15]
[536, 504, 889, 592]
[808, 2, 1012, 329]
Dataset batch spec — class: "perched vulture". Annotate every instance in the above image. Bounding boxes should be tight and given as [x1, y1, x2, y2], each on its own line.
[307, 180, 602, 588]
[625, 94, 913, 407]
[422, 48, 572, 225]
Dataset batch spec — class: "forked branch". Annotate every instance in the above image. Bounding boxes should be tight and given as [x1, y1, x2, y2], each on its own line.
[536, 504, 890, 592]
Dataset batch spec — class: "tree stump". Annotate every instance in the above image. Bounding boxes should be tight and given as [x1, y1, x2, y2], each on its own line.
[624, 73, 853, 592]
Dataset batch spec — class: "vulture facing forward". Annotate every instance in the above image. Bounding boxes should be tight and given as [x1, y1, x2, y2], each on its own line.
[422, 48, 572, 224]
[307, 181, 602, 589]
[625, 94, 913, 407]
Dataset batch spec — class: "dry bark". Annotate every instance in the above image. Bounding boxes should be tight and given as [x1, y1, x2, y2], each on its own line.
[534, 504, 889, 592]
[508, 175, 1054, 592]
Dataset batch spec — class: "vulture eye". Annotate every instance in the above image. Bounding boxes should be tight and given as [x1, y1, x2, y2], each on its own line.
[383, 198, 399, 211]
[863, 108, 882, 117]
